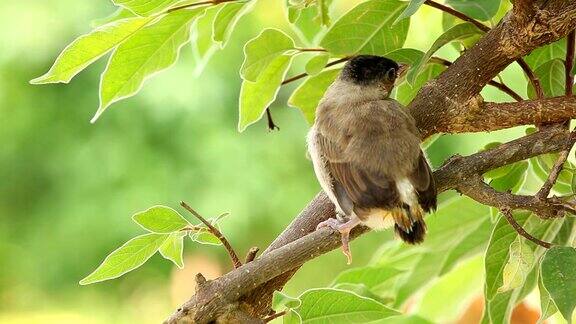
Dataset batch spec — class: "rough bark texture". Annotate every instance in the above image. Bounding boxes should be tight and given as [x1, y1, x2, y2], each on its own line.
[165, 1, 576, 323]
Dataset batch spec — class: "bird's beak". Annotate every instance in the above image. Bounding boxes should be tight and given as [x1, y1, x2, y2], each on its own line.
[396, 63, 409, 85]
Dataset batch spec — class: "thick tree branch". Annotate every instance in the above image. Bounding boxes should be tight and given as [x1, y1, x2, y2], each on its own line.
[166, 2, 576, 323]
[434, 96, 576, 134]
[410, 0, 576, 137]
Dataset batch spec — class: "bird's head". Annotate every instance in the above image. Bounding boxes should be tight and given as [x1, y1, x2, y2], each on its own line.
[340, 55, 407, 97]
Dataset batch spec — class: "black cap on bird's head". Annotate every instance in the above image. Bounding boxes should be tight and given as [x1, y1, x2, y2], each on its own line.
[341, 55, 405, 86]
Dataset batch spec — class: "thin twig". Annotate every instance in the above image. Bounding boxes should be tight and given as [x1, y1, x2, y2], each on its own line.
[166, 0, 236, 13]
[424, 0, 490, 32]
[501, 208, 552, 248]
[424, 0, 543, 99]
[245, 247, 259, 263]
[566, 30, 575, 96]
[281, 57, 350, 85]
[430, 57, 524, 101]
[180, 201, 242, 268]
[537, 150, 571, 199]
[264, 310, 287, 322]
[265, 109, 279, 131]
[517, 58, 544, 99]
[295, 48, 328, 52]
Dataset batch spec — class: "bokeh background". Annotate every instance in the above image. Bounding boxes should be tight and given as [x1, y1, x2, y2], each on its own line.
[0, 0, 543, 323]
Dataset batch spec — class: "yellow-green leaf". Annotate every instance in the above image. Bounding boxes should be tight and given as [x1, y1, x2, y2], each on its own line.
[497, 239, 534, 293]
[159, 232, 185, 268]
[92, 9, 202, 122]
[238, 54, 293, 132]
[304, 53, 330, 76]
[213, 1, 255, 47]
[30, 17, 153, 84]
[113, 0, 179, 16]
[80, 233, 168, 285]
[240, 29, 295, 82]
[320, 0, 409, 56]
[288, 68, 340, 124]
[132, 205, 190, 233]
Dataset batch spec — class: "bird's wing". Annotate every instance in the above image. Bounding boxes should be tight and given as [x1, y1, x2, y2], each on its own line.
[315, 130, 401, 213]
[408, 152, 437, 212]
[314, 100, 430, 213]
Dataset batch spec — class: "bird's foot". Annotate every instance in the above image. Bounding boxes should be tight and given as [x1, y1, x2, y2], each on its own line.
[316, 217, 360, 264]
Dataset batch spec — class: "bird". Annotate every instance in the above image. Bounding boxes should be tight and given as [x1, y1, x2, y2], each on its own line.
[306, 55, 437, 264]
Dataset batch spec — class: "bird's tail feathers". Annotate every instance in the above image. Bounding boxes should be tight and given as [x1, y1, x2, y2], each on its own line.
[394, 206, 426, 244]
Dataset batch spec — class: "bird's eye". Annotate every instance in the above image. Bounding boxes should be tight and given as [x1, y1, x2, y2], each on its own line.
[385, 68, 396, 82]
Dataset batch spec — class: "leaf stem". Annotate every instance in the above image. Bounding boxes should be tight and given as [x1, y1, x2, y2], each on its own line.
[501, 208, 552, 248]
[166, 0, 237, 13]
[424, 0, 489, 32]
[180, 201, 242, 268]
[294, 48, 328, 53]
[281, 57, 350, 86]
[264, 310, 287, 322]
[424, 0, 543, 99]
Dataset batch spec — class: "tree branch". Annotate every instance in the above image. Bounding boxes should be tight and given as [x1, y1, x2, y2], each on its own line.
[501, 208, 552, 248]
[434, 96, 576, 134]
[180, 201, 242, 269]
[430, 57, 524, 101]
[165, 2, 576, 322]
[566, 30, 575, 96]
[424, 0, 544, 99]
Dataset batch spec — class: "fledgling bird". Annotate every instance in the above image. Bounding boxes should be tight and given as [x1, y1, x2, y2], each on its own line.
[307, 55, 437, 264]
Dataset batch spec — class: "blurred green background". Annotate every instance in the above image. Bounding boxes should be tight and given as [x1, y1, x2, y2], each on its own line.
[0, 0, 536, 323]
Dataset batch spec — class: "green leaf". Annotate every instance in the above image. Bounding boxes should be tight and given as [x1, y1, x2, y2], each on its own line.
[288, 68, 340, 124]
[524, 39, 567, 70]
[538, 275, 558, 323]
[305, 53, 330, 76]
[389, 196, 492, 306]
[394, 0, 426, 24]
[240, 29, 295, 82]
[385, 48, 424, 66]
[527, 59, 566, 99]
[441, 13, 483, 51]
[113, 0, 179, 16]
[273, 291, 302, 310]
[91, 8, 136, 28]
[407, 23, 482, 85]
[190, 6, 220, 75]
[541, 247, 576, 323]
[294, 288, 400, 323]
[489, 161, 528, 192]
[445, 0, 501, 21]
[332, 266, 402, 294]
[320, 0, 409, 56]
[316, 0, 332, 27]
[30, 17, 153, 84]
[159, 232, 185, 268]
[93, 9, 202, 122]
[238, 54, 293, 132]
[497, 239, 534, 293]
[191, 229, 222, 245]
[132, 205, 190, 233]
[482, 214, 564, 323]
[80, 233, 168, 285]
[395, 63, 444, 105]
[291, 4, 325, 44]
[212, 1, 255, 47]
[484, 212, 531, 300]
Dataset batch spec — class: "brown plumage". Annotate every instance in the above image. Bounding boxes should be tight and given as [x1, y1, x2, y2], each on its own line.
[307, 55, 437, 262]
